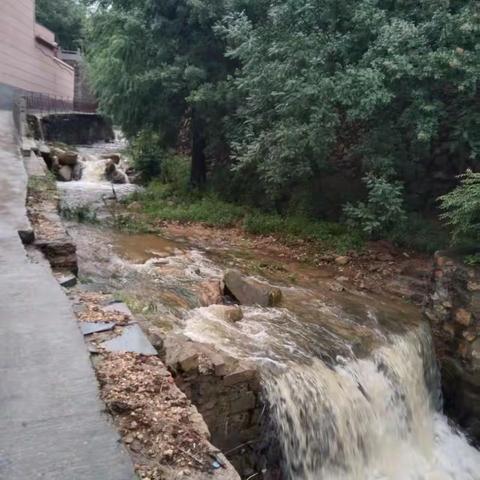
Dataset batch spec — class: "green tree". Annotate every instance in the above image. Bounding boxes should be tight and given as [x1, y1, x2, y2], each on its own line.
[220, 0, 480, 209]
[86, 0, 234, 186]
[36, 0, 86, 50]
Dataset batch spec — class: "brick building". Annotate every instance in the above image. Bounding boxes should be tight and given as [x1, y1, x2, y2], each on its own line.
[0, 0, 74, 108]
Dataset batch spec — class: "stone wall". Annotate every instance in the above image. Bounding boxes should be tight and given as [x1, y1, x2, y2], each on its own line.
[162, 334, 271, 478]
[425, 251, 480, 441]
[39, 113, 114, 145]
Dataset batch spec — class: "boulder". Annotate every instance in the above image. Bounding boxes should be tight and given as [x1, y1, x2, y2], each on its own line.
[72, 160, 85, 181]
[101, 153, 121, 164]
[105, 159, 129, 184]
[52, 148, 78, 166]
[38, 143, 51, 155]
[224, 269, 282, 307]
[57, 165, 72, 182]
[199, 279, 223, 306]
[51, 155, 60, 171]
[206, 304, 243, 323]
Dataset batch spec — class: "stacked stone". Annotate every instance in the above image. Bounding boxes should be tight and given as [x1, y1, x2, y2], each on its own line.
[425, 251, 480, 441]
[163, 335, 264, 477]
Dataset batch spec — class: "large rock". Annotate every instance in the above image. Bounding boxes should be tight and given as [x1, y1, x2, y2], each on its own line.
[101, 153, 121, 164]
[425, 251, 480, 443]
[205, 305, 244, 323]
[52, 148, 79, 166]
[199, 279, 223, 306]
[105, 160, 129, 184]
[58, 165, 72, 182]
[224, 269, 282, 307]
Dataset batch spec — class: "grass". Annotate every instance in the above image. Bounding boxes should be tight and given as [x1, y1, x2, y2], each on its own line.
[61, 206, 98, 223]
[120, 153, 450, 256]
[27, 172, 57, 201]
[125, 180, 364, 254]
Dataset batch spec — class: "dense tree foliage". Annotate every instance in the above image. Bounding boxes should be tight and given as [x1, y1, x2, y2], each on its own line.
[86, 0, 238, 185]
[36, 0, 86, 50]
[86, 0, 480, 237]
[222, 0, 480, 211]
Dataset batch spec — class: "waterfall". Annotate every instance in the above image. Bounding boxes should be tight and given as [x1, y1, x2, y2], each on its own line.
[263, 327, 480, 480]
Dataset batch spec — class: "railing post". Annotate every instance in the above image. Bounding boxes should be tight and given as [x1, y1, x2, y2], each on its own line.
[18, 96, 27, 139]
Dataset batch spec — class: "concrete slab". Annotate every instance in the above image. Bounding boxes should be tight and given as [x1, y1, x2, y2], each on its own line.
[80, 321, 116, 336]
[0, 110, 137, 480]
[55, 271, 78, 288]
[101, 325, 158, 356]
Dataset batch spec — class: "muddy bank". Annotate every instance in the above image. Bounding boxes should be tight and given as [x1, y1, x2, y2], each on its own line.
[122, 218, 433, 305]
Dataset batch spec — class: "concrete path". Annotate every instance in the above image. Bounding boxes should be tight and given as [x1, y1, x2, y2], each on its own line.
[0, 110, 137, 480]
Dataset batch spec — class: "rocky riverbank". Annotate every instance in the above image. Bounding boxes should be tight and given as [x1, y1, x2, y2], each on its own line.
[20, 138, 240, 480]
[70, 291, 240, 480]
[425, 252, 480, 443]
[19, 126, 480, 478]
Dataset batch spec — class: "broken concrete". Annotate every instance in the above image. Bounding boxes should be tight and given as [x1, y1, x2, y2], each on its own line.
[224, 269, 282, 307]
[101, 324, 158, 356]
[80, 321, 116, 336]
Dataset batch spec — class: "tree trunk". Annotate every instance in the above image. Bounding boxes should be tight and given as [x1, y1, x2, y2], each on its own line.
[191, 110, 207, 187]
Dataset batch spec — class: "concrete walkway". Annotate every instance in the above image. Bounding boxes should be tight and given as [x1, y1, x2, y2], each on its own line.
[0, 111, 137, 479]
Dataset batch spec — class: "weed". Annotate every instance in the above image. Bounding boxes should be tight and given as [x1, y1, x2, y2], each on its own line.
[61, 206, 98, 223]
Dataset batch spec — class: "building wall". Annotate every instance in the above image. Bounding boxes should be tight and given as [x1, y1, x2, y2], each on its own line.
[0, 0, 74, 105]
[60, 51, 97, 108]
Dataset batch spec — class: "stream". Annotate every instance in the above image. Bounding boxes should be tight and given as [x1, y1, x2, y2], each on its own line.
[60, 143, 480, 480]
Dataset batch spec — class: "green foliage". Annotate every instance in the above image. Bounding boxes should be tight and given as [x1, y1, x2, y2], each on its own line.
[440, 170, 480, 245]
[61, 206, 98, 223]
[243, 214, 363, 253]
[129, 131, 166, 180]
[220, 0, 480, 205]
[388, 213, 449, 254]
[85, 0, 230, 140]
[128, 170, 363, 253]
[465, 253, 480, 266]
[84, 0, 480, 251]
[344, 175, 406, 238]
[36, 0, 86, 50]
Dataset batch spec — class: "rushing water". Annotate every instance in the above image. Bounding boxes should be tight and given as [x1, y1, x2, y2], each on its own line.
[60, 142, 480, 480]
[57, 139, 138, 212]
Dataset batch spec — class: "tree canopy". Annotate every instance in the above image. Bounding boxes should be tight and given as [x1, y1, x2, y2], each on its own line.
[36, 0, 87, 50]
[85, 0, 480, 230]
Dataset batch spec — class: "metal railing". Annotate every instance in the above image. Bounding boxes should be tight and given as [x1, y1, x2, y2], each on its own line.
[24, 91, 97, 115]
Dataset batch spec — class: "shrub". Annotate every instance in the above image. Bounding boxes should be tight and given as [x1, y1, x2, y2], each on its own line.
[344, 175, 406, 238]
[439, 170, 480, 246]
[388, 213, 449, 254]
[130, 131, 166, 180]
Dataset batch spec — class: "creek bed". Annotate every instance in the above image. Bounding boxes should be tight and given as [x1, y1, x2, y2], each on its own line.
[59, 143, 480, 480]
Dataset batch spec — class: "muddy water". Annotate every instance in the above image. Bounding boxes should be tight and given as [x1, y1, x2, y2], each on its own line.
[60, 144, 480, 480]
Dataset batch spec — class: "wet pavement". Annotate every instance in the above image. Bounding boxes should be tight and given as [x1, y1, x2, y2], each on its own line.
[0, 110, 136, 480]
